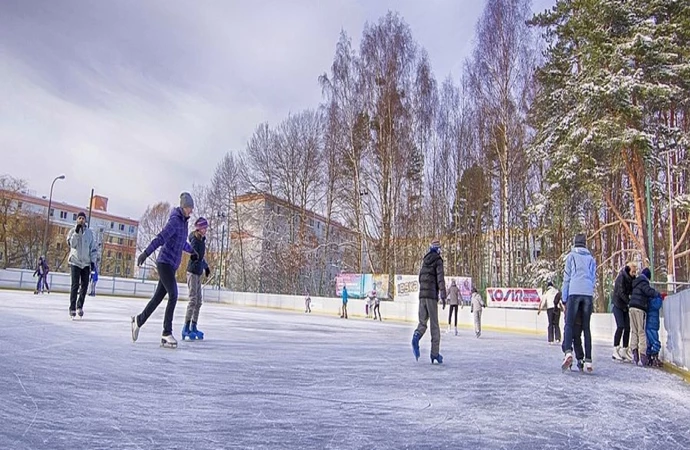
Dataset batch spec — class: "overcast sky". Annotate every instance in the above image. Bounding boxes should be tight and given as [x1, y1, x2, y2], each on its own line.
[0, 0, 554, 220]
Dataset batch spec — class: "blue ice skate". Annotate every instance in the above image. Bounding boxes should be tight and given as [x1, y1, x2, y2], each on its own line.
[191, 322, 204, 340]
[411, 331, 421, 361]
[431, 353, 443, 364]
[181, 323, 196, 341]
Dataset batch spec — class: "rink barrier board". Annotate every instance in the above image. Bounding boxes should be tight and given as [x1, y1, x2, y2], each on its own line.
[2, 268, 689, 381]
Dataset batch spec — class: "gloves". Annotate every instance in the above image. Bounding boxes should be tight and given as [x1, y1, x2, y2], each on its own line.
[204, 267, 211, 278]
[136, 252, 148, 267]
[442, 299, 446, 310]
[190, 252, 199, 262]
[75, 224, 83, 234]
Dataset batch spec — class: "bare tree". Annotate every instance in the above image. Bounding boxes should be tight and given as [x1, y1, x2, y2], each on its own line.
[137, 202, 172, 279]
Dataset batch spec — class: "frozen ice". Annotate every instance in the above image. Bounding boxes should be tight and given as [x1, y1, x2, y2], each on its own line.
[1, 290, 690, 449]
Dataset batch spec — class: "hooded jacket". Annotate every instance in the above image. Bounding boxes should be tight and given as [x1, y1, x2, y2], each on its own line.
[418, 250, 446, 301]
[144, 207, 194, 270]
[67, 226, 98, 269]
[561, 246, 597, 301]
[629, 274, 659, 313]
[186, 231, 209, 275]
[611, 266, 634, 311]
[447, 283, 460, 306]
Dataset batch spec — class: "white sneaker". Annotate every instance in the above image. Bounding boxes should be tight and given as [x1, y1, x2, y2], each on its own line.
[612, 346, 623, 361]
[561, 352, 573, 372]
[160, 334, 178, 348]
[584, 360, 593, 373]
[131, 316, 140, 342]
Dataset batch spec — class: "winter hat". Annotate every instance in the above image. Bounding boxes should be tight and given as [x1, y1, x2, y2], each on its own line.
[77, 211, 87, 219]
[641, 267, 652, 279]
[194, 217, 208, 230]
[180, 192, 194, 209]
[573, 233, 586, 248]
[451, 279, 456, 285]
[472, 287, 478, 293]
[547, 281, 554, 288]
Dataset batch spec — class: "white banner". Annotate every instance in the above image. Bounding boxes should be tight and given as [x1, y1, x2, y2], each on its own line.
[486, 287, 542, 309]
[394, 275, 419, 302]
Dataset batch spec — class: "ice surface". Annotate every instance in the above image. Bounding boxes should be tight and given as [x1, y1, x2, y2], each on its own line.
[1, 290, 690, 450]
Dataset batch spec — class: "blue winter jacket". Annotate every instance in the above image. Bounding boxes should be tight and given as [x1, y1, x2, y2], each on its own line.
[561, 246, 597, 302]
[342, 289, 348, 305]
[646, 295, 663, 355]
[144, 207, 194, 270]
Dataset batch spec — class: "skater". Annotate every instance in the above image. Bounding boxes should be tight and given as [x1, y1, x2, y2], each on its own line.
[372, 290, 382, 321]
[629, 267, 660, 365]
[67, 212, 98, 319]
[611, 262, 636, 361]
[470, 287, 484, 338]
[33, 256, 46, 294]
[645, 294, 663, 367]
[88, 263, 98, 296]
[131, 192, 198, 348]
[367, 289, 376, 319]
[560, 233, 596, 373]
[447, 279, 460, 335]
[305, 291, 312, 313]
[537, 282, 562, 344]
[341, 286, 348, 319]
[411, 239, 447, 364]
[182, 217, 211, 341]
[42, 258, 51, 293]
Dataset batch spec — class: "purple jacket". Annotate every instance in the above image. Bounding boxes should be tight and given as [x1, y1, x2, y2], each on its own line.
[144, 207, 194, 270]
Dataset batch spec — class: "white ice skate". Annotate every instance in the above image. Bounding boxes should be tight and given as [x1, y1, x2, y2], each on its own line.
[584, 360, 593, 373]
[454, 327, 458, 336]
[621, 347, 632, 362]
[160, 334, 178, 349]
[131, 316, 140, 342]
[612, 346, 624, 361]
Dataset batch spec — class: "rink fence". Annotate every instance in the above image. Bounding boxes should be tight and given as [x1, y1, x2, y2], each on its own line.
[1, 268, 688, 377]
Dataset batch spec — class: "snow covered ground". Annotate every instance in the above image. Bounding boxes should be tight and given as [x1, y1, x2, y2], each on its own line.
[1, 290, 689, 450]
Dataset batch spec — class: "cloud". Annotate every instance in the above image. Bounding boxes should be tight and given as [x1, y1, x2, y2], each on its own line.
[0, 0, 555, 219]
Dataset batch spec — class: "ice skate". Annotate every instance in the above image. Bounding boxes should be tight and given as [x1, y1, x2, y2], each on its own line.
[131, 316, 140, 342]
[411, 331, 421, 361]
[584, 360, 593, 373]
[191, 322, 204, 340]
[632, 349, 639, 365]
[77, 308, 84, 319]
[561, 352, 573, 372]
[181, 323, 195, 341]
[621, 347, 632, 362]
[160, 334, 178, 349]
[612, 346, 624, 361]
[454, 327, 458, 336]
[576, 360, 584, 372]
[69, 310, 76, 320]
[430, 353, 443, 364]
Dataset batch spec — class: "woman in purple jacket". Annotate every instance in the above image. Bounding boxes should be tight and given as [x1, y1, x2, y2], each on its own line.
[131, 192, 198, 348]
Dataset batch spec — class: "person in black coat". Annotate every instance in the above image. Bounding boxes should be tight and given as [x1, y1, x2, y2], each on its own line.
[611, 262, 636, 361]
[411, 239, 447, 364]
[629, 267, 660, 365]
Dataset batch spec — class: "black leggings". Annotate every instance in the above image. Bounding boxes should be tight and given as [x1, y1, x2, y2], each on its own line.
[136, 262, 178, 335]
[612, 305, 630, 347]
[448, 304, 459, 327]
[69, 265, 90, 312]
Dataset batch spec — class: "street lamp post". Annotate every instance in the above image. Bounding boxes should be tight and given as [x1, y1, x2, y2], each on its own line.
[42, 175, 66, 259]
[217, 212, 227, 290]
[665, 140, 677, 293]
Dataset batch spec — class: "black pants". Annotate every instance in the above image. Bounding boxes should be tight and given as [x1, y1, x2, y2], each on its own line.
[448, 304, 459, 327]
[136, 263, 178, 335]
[547, 308, 561, 342]
[612, 305, 630, 347]
[69, 265, 90, 312]
[373, 304, 381, 321]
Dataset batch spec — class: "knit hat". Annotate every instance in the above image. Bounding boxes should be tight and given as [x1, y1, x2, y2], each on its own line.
[641, 267, 652, 279]
[194, 217, 208, 230]
[77, 211, 87, 219]
[573, 233, 586, 247]
[180, 192, 194, 209]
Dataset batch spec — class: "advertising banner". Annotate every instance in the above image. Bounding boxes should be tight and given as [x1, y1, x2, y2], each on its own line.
[336, 274, 390, 299]
[394, 275, 419, 303]
[486, 287, 542, 309]
[447, 276, 472, 303]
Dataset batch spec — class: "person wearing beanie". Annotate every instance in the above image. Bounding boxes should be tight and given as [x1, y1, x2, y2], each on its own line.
[470, 286, 485, 338]
[446, 279, 460, 335]
[412, 239, 447, 364]
[182, 217, 211, 341]
[560, 233, 597, 373]
[67, 211, 98, 319]
[628, 267, 660, 365]
[132, 192, 198, 348]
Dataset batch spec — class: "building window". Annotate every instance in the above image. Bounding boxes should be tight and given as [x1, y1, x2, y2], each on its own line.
[72, 213, 77, 221]
[115, 266, 121, 275]
[119, 224, 125, 231]
[108, 236, 113, 243]
[56, 242, 62, 250]
[110, 222, 114, 229]
[49, 208, 54, 217]
[60, 211, 68, 219]
[129, 225, 135, 233]
[107, 250, 111, 257]
[118, 238, 123, 245]
[117, 252, 122, 260]
[309, 218, 314, 227]
[17, 201, 22, 208]
[99, 228, 104, 233]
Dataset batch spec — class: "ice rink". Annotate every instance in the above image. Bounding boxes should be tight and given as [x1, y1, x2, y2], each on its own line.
[1, 290, 689, 450]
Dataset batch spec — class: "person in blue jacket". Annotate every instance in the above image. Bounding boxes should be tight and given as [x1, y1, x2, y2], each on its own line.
[341, 286, 348, 319]
[561, 233, 597, 373]
[645, 294, 663, 367]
